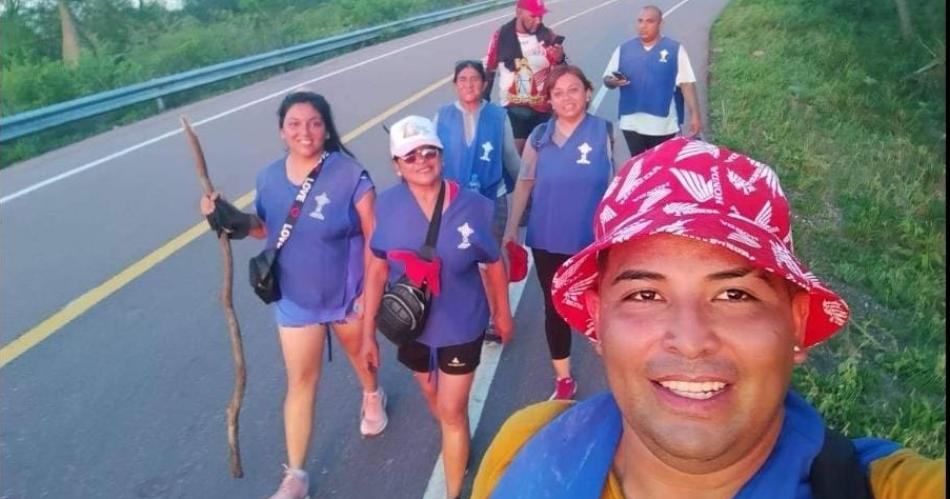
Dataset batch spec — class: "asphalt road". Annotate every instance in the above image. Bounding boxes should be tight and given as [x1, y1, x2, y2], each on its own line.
[0, 0, 729, 497]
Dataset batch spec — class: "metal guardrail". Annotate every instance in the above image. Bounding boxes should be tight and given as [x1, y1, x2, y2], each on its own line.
[0, 0, 513, 143]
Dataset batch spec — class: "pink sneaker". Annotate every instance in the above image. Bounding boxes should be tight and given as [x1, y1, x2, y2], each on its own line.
[549, 377, 577, 401]
[360, 387, 388, 437]
[268, 466, 309, 499]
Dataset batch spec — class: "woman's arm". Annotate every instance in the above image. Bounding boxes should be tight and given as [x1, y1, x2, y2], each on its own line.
[360, 252, 389, 372]
[483, 259, 514, 342]
[354, 188, 377, 289]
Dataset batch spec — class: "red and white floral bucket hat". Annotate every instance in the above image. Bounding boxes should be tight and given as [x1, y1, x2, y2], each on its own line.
[551, 137, 850, 347]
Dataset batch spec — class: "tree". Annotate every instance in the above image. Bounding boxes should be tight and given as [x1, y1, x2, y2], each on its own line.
[57, 0, 80, 65]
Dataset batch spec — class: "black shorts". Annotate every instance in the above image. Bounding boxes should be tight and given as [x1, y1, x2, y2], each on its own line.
[397, 334, 484, 375]
[506, 106, 551, 139]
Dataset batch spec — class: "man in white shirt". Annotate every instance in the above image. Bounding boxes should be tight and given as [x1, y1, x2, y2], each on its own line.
[603, 5, 702, 157]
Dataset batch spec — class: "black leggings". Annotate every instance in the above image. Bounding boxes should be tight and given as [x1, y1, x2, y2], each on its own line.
[532, 248, 572, 360]
[622, 130, 676, 158]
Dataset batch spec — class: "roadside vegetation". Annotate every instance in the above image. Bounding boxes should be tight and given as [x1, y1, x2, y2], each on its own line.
[708, 0, 945, 456]
[0, 0, 483, 166]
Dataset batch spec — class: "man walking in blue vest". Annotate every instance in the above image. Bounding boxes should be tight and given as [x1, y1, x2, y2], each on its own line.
[603, 5, 703, 157]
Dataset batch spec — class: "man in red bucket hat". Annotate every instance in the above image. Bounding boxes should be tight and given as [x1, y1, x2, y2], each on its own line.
[472, 138, 944, 499]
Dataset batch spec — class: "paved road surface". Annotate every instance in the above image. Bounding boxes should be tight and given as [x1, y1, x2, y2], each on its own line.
[0, 1, 728, 497]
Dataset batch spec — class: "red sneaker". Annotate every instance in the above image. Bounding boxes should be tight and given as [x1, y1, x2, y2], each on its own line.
[549, 376, 577, 401]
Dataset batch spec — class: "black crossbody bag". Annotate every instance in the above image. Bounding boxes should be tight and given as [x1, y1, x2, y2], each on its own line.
[376, 182, 446, 346]
[249, 152, 328, 304]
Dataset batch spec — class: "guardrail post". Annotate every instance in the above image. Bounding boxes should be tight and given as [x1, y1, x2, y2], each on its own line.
[156, 97, 166, 112]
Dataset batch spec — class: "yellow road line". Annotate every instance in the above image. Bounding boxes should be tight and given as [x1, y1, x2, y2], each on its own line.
[0, 75, 451, 370]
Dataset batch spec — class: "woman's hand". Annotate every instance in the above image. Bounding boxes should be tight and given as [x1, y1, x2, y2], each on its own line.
[360, 336, 380, 373]
[200, 192, 220, 216]
[200, 193, 254, 239]
[492, 308, 514, 344]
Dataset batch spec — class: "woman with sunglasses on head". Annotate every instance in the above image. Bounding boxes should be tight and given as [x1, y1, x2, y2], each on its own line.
[199, 91, 387, 499]
[361, 115, 514, 499]
[502, 65, 615, 401]
[433, 60, 521, 344]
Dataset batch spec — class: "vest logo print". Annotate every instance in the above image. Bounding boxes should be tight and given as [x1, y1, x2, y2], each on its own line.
[659, 49, 670, 63]
[577, 142, 593, 165]
[480, 141, 494, 162]
[448, 357, 465, 368]
[309, 192, 331, 220]
[457, 223, 474, 249]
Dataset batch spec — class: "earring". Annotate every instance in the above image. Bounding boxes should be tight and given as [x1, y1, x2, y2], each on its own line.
[793, 345, 802, 353]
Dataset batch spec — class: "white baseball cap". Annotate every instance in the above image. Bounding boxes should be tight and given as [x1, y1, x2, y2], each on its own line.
[389, 115, 443, 159]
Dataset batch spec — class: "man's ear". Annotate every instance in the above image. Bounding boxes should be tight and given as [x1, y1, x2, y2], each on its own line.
[791, 290, 810, 364]
[584, 287, 602, 357]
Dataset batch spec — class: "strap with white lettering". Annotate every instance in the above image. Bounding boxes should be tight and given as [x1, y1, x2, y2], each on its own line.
[275, 151, 330, 250]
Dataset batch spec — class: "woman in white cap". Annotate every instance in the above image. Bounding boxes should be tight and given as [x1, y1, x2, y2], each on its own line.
[361, 115, 515, 499]
[503, 65, 615, 401]
[200, 91, 387, 499]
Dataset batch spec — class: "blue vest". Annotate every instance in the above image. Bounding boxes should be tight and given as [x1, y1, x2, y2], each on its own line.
[255, 152, 369, 323]
[526, 114, 612, 255]
[371, 183, 500, 347]
[437, 102, 507, 198]
[618, 36, 685, 125]
[491, 391, 901, 499]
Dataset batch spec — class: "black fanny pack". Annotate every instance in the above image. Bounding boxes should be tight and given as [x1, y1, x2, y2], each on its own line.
[249, 152, 327, 304]
[376, 181, 445, 346]
[249, 248, 280, 303]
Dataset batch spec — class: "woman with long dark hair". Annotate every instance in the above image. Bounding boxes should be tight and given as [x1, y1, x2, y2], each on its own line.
[200, 91, 387, 499]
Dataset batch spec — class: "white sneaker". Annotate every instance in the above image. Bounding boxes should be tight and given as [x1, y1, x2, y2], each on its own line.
[267, 466, 309, 499]
[360, 387, 389, 437]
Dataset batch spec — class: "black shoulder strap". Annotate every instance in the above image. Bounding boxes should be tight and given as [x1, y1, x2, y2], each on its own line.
[418, 181, 446, 261]
[274, 151, 329, 250]
[810, 427, 872, 499]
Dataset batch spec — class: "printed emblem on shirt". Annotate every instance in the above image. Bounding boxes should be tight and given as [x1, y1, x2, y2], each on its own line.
[480, 141, 494, 162]
[577, 142, 593, 165]
[457, 222, 474, 249]
[659, 49, 670, 63]
[447, 357, 466, 368]
[309, 192, 331, 220]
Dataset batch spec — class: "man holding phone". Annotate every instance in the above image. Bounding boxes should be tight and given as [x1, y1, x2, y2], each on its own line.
[483, 0, 567, 156]
[603, 5, 703, 157]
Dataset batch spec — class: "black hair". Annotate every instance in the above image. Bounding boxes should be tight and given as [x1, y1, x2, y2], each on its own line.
[277, 91, 355, 157]
[453, 60, 487, 83]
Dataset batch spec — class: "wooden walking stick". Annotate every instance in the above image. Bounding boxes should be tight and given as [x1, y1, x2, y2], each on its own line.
[180, 116, 246, 478]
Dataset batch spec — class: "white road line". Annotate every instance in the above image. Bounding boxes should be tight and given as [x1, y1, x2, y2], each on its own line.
[421, 257, 533, 499]
[419, 0, 699, 496]
[419, 0, 631, 496]
[591, 84, 609, 114]
[0, 6, 521, 206]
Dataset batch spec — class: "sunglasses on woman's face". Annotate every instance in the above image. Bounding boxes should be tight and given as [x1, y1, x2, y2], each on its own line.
[399, 147, 440, 164]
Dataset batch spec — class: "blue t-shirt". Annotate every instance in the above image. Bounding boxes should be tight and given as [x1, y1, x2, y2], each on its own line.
[255, 152, 373, 326]
[371, 182, 499, 347]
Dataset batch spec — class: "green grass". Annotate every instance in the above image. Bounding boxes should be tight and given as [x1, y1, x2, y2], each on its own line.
[709, 0, 945, 457]
[0, 0, 485, 168]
